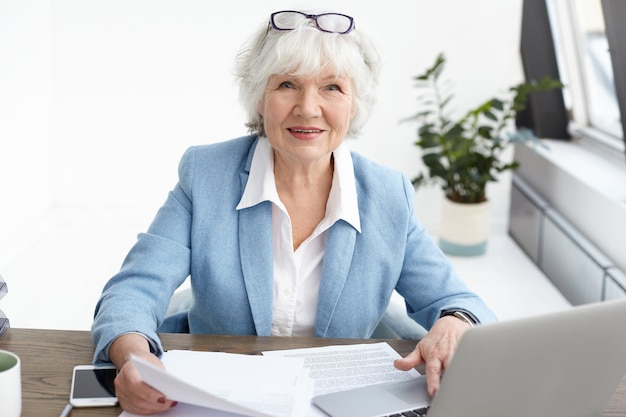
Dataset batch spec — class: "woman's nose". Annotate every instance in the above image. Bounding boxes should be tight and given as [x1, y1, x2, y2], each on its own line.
[294, 89, 322, 118]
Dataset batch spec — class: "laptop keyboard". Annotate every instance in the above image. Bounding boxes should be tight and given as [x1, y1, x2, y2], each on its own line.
[387, 406, 429, 417]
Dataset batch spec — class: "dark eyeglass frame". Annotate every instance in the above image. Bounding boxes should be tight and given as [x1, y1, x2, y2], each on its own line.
[269, 10, 355, 34]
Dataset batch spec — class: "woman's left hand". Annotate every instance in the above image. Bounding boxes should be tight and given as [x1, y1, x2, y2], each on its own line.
[393, 315, 471, 397]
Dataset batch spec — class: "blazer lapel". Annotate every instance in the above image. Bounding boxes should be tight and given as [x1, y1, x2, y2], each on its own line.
[315, 220, 357, 336]
[238, 200, 274, 336]
[238, 139, 274, 336]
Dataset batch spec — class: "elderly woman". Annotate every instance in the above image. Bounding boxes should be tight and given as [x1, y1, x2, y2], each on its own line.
[92, 10, 496, 414]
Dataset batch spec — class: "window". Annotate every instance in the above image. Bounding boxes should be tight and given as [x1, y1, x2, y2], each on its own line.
[547, 0, 625, 152]
[571, 0, 621, 138]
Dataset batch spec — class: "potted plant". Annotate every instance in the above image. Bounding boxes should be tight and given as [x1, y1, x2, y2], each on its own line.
[406, 53, 563, 256]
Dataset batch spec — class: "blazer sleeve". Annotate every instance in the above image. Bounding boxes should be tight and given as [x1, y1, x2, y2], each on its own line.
[91, 148, 197, 364]
[394, 174, 497, 328]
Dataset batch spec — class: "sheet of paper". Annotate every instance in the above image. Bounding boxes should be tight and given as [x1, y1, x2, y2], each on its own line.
[163, 350, 312, 417]
[121, 351, 313, 417]
[263, 342, 421, 417]
[262, 342, 421, 396]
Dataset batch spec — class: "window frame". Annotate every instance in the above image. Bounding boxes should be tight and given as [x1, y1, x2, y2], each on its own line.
[545, 0, 626, 155]
[601, 0, 626, 150]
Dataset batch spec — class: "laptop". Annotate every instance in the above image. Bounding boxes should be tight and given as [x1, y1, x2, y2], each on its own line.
[313, 298, 626, 417]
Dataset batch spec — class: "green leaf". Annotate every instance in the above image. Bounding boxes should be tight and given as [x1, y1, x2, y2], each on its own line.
[490, 98, 504, 111]
[477, 126, 493, 138]
[483, 110, 497, 122]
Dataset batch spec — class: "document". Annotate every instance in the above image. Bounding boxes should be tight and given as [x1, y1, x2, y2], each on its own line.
[263, 342, 421, 417]
[120, 342, 419, 417]
[263, 342, 421, 396]
[123, 351, 313, 417]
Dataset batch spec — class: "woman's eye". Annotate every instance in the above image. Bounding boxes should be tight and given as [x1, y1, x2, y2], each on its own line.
[326, 84, 342, 92]
[279, 81, 294, 89]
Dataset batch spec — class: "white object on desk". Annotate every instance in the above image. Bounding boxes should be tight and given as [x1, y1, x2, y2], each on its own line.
[0, 349, 21, 417]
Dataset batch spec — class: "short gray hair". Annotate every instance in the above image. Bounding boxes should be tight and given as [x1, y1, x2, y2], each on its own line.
[234, 13, 382, 138]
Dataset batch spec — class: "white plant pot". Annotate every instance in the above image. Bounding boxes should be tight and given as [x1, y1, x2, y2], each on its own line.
[438, 198, 490, 256]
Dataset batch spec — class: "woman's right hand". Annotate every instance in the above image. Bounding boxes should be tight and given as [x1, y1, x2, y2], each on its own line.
[109, 334, 178, 415]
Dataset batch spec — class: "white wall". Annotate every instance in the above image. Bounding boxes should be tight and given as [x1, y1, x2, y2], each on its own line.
[0, 0, 525, 266]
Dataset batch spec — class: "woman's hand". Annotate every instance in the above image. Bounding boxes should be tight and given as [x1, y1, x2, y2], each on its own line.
[393, 315, 471, 397]
[109, 333, 178, 415]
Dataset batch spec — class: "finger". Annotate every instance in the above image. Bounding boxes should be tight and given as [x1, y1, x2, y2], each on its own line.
[394, 346, 424, 371]
[120, 399, 177, 416]
[424, 359, 443, 397]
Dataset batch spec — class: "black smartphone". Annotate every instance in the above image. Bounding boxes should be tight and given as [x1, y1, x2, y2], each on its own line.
[69, 365, 118, 407]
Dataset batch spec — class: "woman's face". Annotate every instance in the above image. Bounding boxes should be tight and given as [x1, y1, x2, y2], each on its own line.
[259, 69, 355, 168]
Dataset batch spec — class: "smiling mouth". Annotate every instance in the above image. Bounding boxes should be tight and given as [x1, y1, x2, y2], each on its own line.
[289, 128, 323, 134]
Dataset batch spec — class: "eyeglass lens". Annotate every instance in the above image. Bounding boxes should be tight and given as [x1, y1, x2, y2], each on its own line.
[271, 11, 354, 34]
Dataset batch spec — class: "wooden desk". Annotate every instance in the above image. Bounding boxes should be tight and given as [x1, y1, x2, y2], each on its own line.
[0, 328, 418, 417]
[1, 328, 625, 417]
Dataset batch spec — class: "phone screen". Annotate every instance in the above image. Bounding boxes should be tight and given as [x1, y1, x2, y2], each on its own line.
[71, 367, 117, 401]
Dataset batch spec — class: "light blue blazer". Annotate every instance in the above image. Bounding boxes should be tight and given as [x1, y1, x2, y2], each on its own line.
[92, 135, 496, 363]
